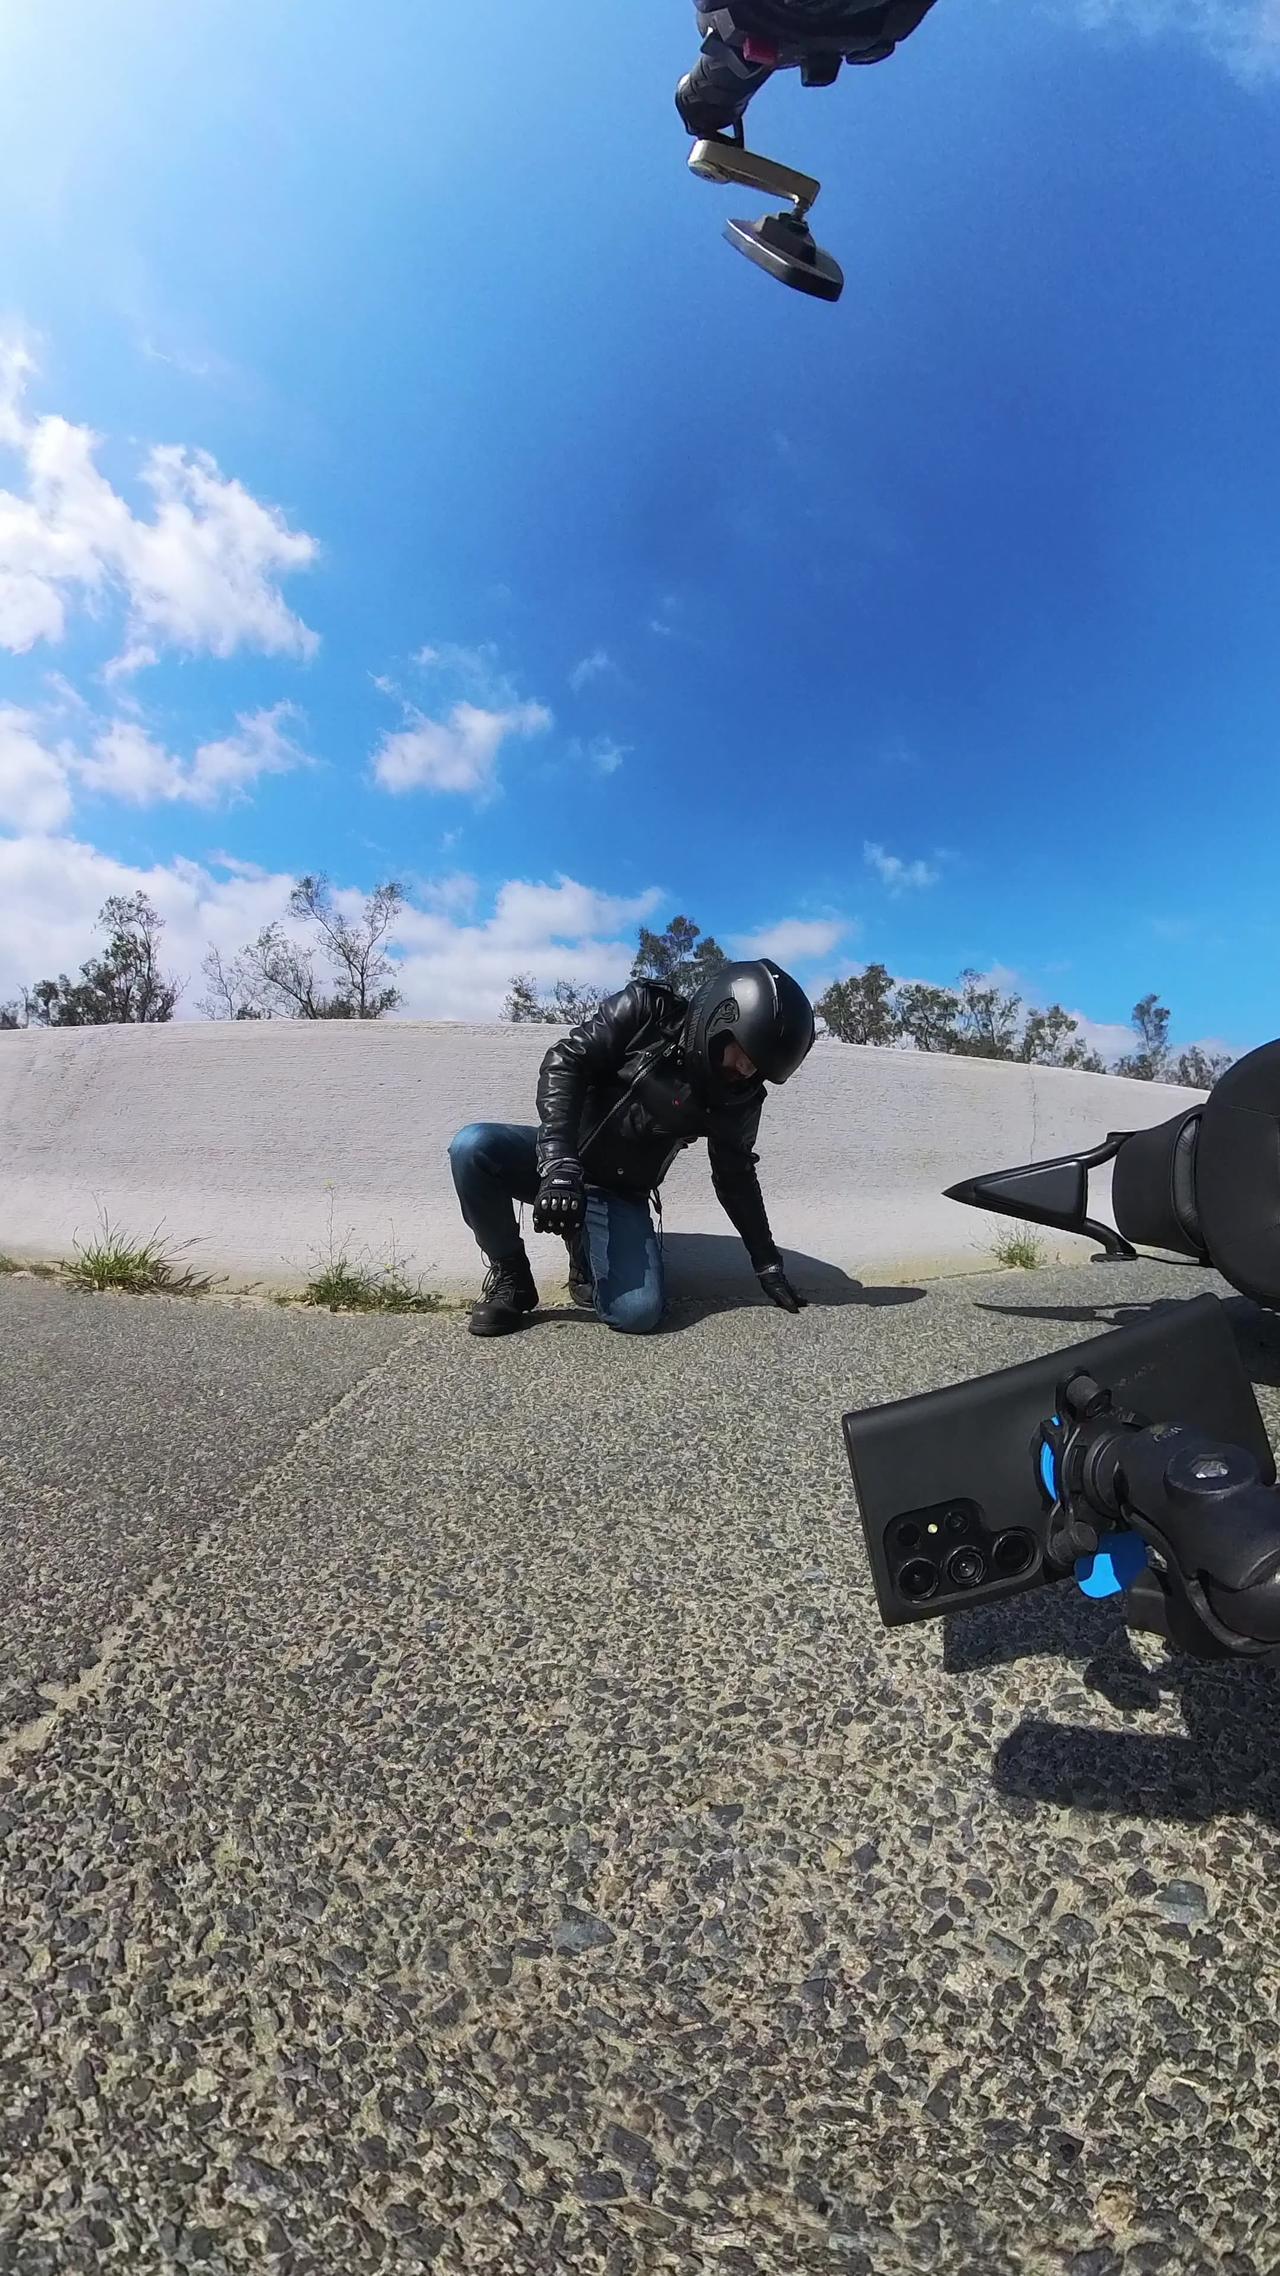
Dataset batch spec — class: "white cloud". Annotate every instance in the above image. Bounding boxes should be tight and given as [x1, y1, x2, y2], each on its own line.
[416, 641, 496, 674]
[1068, 1012, 1140, 1067]
[648, 592, 689, 640]
[138, 335, 238, 385]
[40, 673, 93, 720]
[0, 565, 65, 649]
[568, 734, 627, 776]
[413, 640, 517, 705]
[178, 706, 309, 805]
[0, 337, 319, 668]
[0, 836, 298, 1010]
[203, 852, 271, 881]
[79, 704, 306, 810]
[0, 838, 662, 1023]
[0, 698, 309, 818]
[732, 917, 850, 964]
[391, 876, 663, 1019]
[372, 699, 552, 798]
[471, 876, 660, 948]
[1074, 0, 1280, 79]
[75, 721, 182, 807]
[569, 648, 614, 693]
[864, 841, 940, 893]
[0, 707, 74, 831]
[102, 641, 160, 684]
[417, 871, 479, 917]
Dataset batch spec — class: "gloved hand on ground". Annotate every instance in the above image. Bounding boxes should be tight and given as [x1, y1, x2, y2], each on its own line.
[757, 1260, 807, 1313]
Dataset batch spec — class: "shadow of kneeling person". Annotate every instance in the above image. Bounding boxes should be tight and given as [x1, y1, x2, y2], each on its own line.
[527, 1231, 926, 1335]
[657, 1231, 926, 1325]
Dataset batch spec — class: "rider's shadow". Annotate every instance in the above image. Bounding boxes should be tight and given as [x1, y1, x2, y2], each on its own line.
[658, 1232, 926, 1313]
[529, 1234, 925, 1333]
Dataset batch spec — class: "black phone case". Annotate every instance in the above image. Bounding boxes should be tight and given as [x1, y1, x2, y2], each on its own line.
[843, 1293, 1275, 1627]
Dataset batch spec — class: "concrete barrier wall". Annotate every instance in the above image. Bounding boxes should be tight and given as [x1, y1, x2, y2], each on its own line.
[0, 1023, 1206, 1296]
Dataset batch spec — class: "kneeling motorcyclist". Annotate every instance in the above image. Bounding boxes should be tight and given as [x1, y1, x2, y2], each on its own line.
[449, 959, 816, 1337]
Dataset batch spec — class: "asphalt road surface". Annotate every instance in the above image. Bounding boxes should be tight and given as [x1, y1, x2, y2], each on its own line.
[3, 1262, 1280, 2276]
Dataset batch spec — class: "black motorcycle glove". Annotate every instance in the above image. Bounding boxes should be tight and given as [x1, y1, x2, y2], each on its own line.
[757, 1260, 807, 1314]
[532, 1158, 587, 1237]
[676, 39, 773, 139]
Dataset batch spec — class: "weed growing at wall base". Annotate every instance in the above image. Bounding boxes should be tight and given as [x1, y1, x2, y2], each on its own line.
[301, 1258, 442, 1313]
[988, 1226, 1048, 1271]
[299, 1203, 442, 1314]
[66, 1211, 213, 1295]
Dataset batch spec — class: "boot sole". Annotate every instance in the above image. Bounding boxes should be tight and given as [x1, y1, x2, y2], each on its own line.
[468, 1304, 537, 1338]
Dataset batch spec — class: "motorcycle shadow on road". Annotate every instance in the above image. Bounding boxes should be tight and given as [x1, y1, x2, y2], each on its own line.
[943, 1532, 1280, 1828]
[990, 1653, 1280, 1829]
[973, 1289, 1280, 1391]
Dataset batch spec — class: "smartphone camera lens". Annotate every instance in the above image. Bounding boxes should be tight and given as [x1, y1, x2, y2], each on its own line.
[898, 1557, 940, 1603]
[946, 1544, 987, 1590]
[894, 1518, 923, 1553]
[992, 1529, 1036, 1578]
[945, 1505, 971, 1538]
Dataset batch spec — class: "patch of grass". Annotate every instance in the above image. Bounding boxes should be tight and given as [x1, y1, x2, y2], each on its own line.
[301, 1260, 440, 1314]
[66, 1211, 211, 1296]
[989, 1225, 1049, 1271]
[299, 1209, 441, 1314]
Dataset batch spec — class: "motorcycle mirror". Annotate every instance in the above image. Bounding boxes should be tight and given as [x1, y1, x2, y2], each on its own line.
[724, 212, 845, 301]
[944, 1038, 1280, 1309]
[688, 136, 845, 303]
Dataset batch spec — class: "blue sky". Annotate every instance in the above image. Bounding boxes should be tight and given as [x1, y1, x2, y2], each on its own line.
[0, 0, 1277, 1053]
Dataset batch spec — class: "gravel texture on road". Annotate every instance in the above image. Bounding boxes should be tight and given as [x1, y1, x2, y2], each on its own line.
[2, 1263, 1279, 2276]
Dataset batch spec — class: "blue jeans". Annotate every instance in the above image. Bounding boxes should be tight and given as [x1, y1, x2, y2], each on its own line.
[448, 1123, 665, 1335]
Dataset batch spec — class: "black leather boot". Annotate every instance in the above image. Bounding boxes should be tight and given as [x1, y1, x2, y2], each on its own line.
[468, 1246, 539, 1337]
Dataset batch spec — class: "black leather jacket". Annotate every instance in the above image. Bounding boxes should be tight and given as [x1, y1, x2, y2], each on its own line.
[535, 981, 781, 1271]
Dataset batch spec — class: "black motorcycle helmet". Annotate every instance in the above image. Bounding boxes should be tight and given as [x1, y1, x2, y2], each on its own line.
[682, 959, 816, 1098]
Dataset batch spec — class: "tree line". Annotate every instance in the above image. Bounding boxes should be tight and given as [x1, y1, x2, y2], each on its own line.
[0, 892, 1231, 1088]
[0, 880, 404, 1031]
[813, 964, 1227, 1088]
[505, 918, 1229, 1087]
